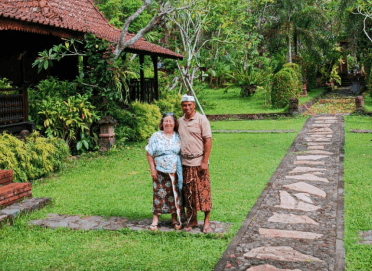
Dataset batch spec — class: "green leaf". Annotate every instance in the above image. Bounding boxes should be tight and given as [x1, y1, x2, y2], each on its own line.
[44, 60, 48, 70]
[83, 140, 89, 150]
[76, 141, 82, 150]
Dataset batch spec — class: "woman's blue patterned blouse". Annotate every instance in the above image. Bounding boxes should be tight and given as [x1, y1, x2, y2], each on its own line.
[145, 131, 183, 190]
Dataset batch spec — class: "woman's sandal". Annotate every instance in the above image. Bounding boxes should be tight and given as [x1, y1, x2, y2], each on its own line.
[172, 222, 182, 230]
[149, 224, 158, 231]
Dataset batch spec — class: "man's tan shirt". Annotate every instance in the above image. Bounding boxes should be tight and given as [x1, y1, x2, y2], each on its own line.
[178, 111, 212, 166]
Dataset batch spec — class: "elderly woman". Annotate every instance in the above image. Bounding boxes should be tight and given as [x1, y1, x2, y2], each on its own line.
[146, 112, 183, 231]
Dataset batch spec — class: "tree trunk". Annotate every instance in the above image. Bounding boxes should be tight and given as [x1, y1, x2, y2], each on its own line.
[288, 37, 292, 63]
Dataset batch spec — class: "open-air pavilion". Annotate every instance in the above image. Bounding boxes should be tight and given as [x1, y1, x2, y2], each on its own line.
[0, 0, 183, 133]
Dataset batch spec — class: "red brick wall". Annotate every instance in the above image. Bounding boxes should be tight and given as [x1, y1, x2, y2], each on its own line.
[0, 170, 13, 187]
[0, 183, 32, 207]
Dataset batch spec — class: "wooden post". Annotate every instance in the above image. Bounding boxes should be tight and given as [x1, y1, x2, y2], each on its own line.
[151, 55, 159, 101]
[139, 54, 145, 102]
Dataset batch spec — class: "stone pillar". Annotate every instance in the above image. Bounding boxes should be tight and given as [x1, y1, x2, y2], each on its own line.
[98, 116, 117, 152]
[302, 81, 307, 97]
[289, 97, 299, 115]
[355, 96, 364, 113]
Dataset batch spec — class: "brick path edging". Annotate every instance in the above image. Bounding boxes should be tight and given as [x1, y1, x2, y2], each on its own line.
[296, 88, 331, 115]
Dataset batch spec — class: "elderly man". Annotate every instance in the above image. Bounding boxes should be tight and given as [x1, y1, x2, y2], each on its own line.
[178, 94, 212, 233]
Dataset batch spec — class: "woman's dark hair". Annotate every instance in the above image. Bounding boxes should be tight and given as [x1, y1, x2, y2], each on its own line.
[159, 112, 178, 132]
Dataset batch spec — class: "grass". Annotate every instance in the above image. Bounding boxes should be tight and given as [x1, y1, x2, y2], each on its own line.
[0, 125, 298, 270]
[363, 94, 372, 113]
[298, 88, 324, 105]
[343, 115, 372, 270]
[210, 117, 308, 131]
[202, 87, 324, 115]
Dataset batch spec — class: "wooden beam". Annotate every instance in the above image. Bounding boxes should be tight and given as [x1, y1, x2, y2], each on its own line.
[139, 54, 145, 101]
[151, 55, 159, 101]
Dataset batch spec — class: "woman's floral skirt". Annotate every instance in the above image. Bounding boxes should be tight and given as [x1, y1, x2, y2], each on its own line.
[153, 171, 182, 224]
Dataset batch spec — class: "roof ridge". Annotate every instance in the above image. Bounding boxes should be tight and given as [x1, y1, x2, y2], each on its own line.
[86, 0, 118, 32]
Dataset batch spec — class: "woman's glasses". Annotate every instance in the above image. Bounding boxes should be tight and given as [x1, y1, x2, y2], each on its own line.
[164, 112, 175, 116]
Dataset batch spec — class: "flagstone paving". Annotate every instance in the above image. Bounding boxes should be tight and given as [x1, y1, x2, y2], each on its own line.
[214, 115, 345, 271]
[29, 213, 232, 235]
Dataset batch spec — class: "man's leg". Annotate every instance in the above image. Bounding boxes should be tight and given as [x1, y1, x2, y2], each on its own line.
[203, 211, 211, 233]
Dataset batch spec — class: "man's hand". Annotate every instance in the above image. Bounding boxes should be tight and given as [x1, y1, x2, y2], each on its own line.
[200, 162, 208, 170]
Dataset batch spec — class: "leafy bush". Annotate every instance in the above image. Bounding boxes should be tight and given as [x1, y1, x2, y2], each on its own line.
[107, 101, 161, 142]
[127, 101, 161, 141]
[271, 68, 301, 108]
[0, 132, 70, 182]
[38, 94, 99, 146]
[282, 63, 302, 92]
[0, 78, 12, 89]
[155, 92, 183, 118]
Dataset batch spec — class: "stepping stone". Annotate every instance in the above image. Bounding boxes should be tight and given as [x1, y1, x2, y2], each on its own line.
[307, 146, 325, 150]
[311, 172, 325, 176]
[314, 121, 337, 124]
[358, 230, 372, 244]
[283, 182, 326, 198]
[316, 116, 337, 120]
[304, 150, 333, 155]
[293, 193, 314, 203]
[259, 228, 323, 239]
[305, 138, 331, 142]
[275, 191, 321, 211]
[285, 173, 328, 183]
[310, 124, 332, 127]
[306, 142, 332, 145]
[244, 246, 324, 262]
[307, 132, 333, 135]
[305, 150, 334, 155]
[246, 264, 302, 271]
[297, 155, 328, 160]
[309, 127, 333, 132]
[288, 167, 326, 174]
[268, 213, 319, 225]
[307, 134, 331, 137]
[293, 161, 325, 165]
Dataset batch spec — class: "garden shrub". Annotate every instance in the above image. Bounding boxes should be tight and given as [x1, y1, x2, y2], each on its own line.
[129, 101, 161, 141]
[38, 94, 99, 146]
[282, 63, 302, 92]
[0, 132, 70, 182]
[107, 101, 161, 142]
[271, 68, 301, 108]
[155, 92, 183, 117]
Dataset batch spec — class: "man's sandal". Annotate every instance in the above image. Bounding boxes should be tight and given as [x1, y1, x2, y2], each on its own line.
[172, 222, 182, 230]
[149, 224, 158, 231]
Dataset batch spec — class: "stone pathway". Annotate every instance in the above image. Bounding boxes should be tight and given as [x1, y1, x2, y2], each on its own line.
[215, 115, 345, 271]
[212, 130, 297, 134]
[30, 213, 231, 235]
[0, 198, 51, 226]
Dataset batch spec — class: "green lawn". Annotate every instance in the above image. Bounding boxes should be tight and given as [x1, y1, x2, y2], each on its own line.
[210, 117, 308, 131]
[343, 116, 372, 270]
[0, 125, 298, 270]
[363, 94, 372, 113]
[203, 87, 324, 115]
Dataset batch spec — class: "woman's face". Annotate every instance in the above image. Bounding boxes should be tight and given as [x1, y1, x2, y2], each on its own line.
[163, 116, 175, 131]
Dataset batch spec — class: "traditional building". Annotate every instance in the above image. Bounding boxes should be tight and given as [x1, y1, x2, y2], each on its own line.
[0, 0, 183, 133]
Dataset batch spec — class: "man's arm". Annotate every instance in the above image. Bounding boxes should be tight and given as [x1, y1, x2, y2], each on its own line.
[200, 137, 212, 170]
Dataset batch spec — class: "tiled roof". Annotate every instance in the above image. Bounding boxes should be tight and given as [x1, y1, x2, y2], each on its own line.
[0, 0, 183, 59]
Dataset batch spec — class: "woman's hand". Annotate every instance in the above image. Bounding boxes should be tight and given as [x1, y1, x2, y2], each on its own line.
[151, 169, 158, 181]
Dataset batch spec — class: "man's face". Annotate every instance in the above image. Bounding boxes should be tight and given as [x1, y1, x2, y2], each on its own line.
[181, 101, 195, 115]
